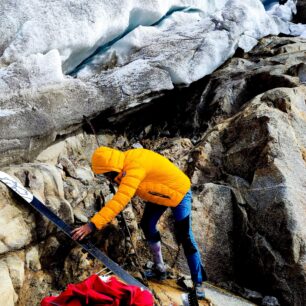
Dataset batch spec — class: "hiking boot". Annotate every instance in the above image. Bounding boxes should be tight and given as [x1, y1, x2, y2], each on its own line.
[194, 283, 206, 300]
[144, 265, 167, 281]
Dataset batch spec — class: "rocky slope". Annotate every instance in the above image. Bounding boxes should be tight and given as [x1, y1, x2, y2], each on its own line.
[0, 1, 305, 306]
[0, 35, 305, 306]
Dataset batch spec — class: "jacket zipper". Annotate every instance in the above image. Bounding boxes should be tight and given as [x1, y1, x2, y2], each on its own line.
[148, 191, 171, 199]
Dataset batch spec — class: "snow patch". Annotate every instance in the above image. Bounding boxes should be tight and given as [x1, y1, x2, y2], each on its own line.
[0, 50, 64, 94]
[266, 0, 297, 21]
[290, 23, 306, 38]
[0, 110, 16, 117]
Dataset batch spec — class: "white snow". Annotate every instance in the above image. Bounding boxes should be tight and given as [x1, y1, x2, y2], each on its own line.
[266, 0, 306, 39]
[0, 49, 64, 94]
[77, 0, 280, 83]
[266, 0, 297, 21]
[0, 110, 16, 117]
[0, 0, 305, 88]
[0, 0, 227, 74]
[290, 23, 306, 38]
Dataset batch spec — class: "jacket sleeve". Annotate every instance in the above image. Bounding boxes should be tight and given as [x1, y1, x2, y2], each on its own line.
[90, 166, 145, 230]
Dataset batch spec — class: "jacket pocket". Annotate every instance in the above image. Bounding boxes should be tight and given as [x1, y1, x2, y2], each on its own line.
[148, 191, 171, 199]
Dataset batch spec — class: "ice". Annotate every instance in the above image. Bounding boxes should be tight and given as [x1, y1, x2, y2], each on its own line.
[266, 0, 297, 21]
[262, 0, 280, 10]
[0, 0, 227, 74]
[0, 110, 16, 117]
[265, 0, 306, 38]
[77, 0, 280, 84]
[289, 23, 306, 38]
[0, 50, 64, 94]
[0, 0, 305, 88]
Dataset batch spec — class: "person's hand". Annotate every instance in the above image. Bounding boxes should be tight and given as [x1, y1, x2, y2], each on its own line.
[71, 223, 93, 241]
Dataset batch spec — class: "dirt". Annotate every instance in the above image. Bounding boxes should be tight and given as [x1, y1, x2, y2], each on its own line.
[149, 279, 212, 306]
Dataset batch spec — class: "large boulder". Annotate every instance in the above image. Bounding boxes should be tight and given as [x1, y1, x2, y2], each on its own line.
[193, 36, 306, 128]
[189, 86, 306, 305]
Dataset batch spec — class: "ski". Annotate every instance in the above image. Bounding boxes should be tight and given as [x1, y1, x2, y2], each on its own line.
[0, 171, 148, 291]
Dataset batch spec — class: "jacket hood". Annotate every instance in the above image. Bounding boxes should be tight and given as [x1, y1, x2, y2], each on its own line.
[91, 146, 125, 174]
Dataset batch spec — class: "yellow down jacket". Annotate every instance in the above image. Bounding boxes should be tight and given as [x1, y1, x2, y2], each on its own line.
[90, 146, 191, 230]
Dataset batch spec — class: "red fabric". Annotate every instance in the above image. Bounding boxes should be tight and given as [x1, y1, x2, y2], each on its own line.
[41, 275, 154, 306]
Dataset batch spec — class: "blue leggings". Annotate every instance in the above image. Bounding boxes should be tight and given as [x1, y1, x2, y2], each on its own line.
[140, 190, 207, 283]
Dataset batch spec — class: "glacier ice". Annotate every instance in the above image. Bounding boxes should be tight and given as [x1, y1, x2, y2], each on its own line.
[0, 0, 305, 87]
[0, 0, 228, 74]
[77, 0, 280, 84]
[0, 50, 63, 95]
[266, 0, 297, 20]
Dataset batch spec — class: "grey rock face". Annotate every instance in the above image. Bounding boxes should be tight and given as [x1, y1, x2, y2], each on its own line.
[0, 183, 34, 254]
[192, 183, 234, 282]
[194, 36, 306, 128]
[262, 296, 280, 306]
[189, 85, 306, 305]
[187, 39, 305, 305]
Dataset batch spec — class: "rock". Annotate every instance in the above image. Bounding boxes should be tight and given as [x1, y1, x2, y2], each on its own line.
[0, 183, 34, 254]
[142, 137, 193, 172]
[73, 207, 89, 223]
[17, 271, 54, 306]
[26, 246, 41, 271]
[262, 296, 280, 306]
[5, 252, 25, 292]
[194, 36, 306, 128]
[35, 141, 67, 165]
[243, 288, 263, 303]
[0, 260, 17, 306]
[294, 0, 306, 23]
[120, 203, 140, 252]
[60, 247, 103, 286]
[145, 261, 154, 269]
[75, 166, 95, 184]
[189, 86, 306, 305]
[39, 236, 61, 269]
[59, 157, 78, 179]
[0, 164, 79, 242]
[192, 183, 234, 283]
[132, 142, 144, 149]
